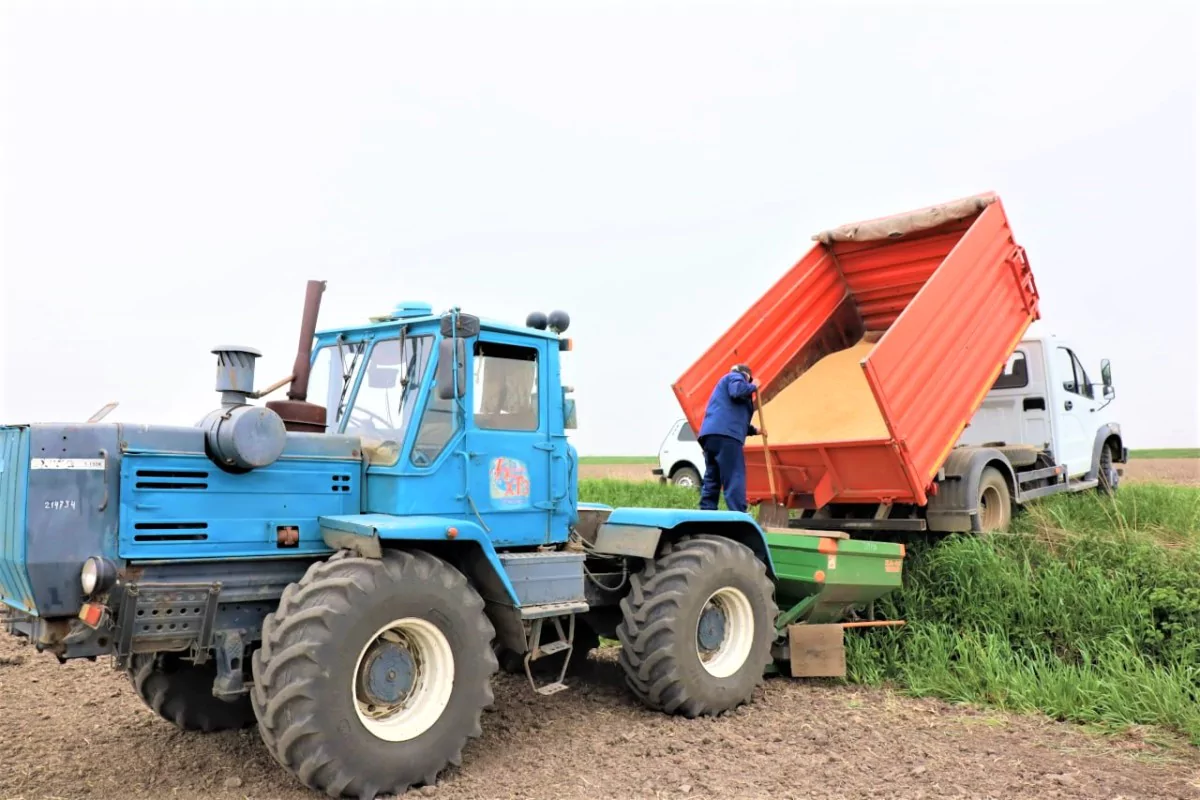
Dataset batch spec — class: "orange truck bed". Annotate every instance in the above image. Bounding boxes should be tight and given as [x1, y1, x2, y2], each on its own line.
[672, 193, 1040, 510]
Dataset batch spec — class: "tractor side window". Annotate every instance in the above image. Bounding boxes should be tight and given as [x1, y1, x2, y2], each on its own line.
[991, 351, 1029, 390]
[310, 341, 366, 430]
[410, 377, 460, 467]
[473, 341, 540, 431]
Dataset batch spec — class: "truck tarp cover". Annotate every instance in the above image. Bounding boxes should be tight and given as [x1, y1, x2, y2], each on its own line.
[672, 193, 1040, 509]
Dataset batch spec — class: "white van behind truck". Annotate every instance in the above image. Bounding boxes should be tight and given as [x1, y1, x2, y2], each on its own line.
[653, 418, 705, 488]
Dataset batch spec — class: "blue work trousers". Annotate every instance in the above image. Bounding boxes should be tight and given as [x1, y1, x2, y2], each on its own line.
[698, 434, 747, 513]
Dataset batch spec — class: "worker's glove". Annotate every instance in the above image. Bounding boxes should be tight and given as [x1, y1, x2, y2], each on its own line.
[747, 424, 759, 437]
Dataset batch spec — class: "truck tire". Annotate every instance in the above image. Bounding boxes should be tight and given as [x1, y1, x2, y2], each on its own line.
[495, 618, 600, 676]
[1097, 444, 1119, 496]
[616, 535, 776, 718]
[978, 466, 1012, 532]
[671, 465, 702, 490]
[129, 652, 256, 733]
[250, 549, 497, 799]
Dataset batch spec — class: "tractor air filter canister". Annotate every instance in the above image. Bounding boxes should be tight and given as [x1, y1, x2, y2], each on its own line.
[200, 404, 287, 470]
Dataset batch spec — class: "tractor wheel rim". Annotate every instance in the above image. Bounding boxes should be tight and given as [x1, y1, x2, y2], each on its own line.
[696, 586, 754, 678]
[353, 617, 454, 742]
[980, 485, 1003, 530]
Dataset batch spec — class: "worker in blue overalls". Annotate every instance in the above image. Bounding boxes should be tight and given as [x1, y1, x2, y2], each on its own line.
[697, 364, 758, 513]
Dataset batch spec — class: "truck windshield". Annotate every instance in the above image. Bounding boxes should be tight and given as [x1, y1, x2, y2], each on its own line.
[344, 335, 433, 442]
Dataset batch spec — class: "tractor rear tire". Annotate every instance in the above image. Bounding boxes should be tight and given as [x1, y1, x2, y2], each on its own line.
[616, 535, 776, 718]
[250, 549, 497, 799]
[129, 653, 256, 733]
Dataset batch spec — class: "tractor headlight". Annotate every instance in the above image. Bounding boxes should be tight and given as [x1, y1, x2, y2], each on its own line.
[80, 557, 116, 596]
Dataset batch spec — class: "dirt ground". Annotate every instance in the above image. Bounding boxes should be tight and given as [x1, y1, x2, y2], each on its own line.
[2, 634, 1198, 800]
[581, 458, 1200, 486]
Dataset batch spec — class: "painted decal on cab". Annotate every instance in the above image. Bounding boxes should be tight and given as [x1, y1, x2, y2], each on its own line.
[490, 457, 530, 505]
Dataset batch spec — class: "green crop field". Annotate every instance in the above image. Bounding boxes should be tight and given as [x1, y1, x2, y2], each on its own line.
[577, 478, 1200, 744]
[1130, 448, 1200, 459]
[578, 456, 657, 465]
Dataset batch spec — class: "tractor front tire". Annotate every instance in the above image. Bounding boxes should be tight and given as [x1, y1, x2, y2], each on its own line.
[616, 535, 776, 718]
[251, 549, 497, 799]
[129, 653, 256, 733]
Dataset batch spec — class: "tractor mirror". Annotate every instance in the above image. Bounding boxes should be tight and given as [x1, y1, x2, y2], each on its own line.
[436, 338, 466, 400]
[367, 365, 399, 389]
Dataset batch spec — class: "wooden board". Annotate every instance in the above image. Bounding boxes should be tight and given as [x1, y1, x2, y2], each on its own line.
[787, 624, 846, 678]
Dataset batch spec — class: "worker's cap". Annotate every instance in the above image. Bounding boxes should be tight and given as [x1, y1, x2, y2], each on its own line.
[732, 364, 752, 381]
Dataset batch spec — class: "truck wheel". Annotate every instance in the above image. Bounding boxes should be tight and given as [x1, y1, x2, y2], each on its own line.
[251, 549, 497, 799]
[978, 466, 1012, 532]
[1098, 445, 1120, 496]
[671, 465, 702, 490]
[495, 618, 600, 676]
[129, 653, 256, 733]
[616, 535, 776, 718]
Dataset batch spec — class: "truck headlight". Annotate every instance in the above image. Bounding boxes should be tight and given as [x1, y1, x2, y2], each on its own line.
[81, 557, 116, 596]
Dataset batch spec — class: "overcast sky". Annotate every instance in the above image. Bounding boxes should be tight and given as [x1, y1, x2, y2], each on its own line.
[1, 0, 1196, 455]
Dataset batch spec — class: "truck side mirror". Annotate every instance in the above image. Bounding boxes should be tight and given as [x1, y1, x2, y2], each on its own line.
[1101, 358, 1112, 387]
[436, 338, 466, 400]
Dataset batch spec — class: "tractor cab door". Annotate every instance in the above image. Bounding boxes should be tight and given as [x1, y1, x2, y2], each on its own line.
[463, 333, 561, 547]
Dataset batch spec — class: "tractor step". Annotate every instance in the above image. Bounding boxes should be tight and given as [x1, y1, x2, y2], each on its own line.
[521, 612, 578, 697]
[534, 640, 570, 658]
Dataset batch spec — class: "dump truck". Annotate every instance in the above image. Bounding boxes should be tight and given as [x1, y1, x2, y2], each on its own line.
[673, 193, 1126, 534]
[0, 284, 903, 799]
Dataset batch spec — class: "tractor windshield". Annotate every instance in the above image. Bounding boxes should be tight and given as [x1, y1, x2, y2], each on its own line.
[344, 335, 434, 452]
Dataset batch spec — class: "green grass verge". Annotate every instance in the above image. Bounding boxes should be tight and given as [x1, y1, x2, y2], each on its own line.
[1130, 448, 1200, 459]
[577, 478, 1200, 744]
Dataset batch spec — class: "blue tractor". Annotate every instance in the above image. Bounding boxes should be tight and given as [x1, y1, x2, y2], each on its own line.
[0, 281, 779, 798]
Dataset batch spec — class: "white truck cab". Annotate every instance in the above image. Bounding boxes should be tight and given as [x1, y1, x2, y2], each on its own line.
[955, 326, 1124, 489]
[657, 326, 1124, 495]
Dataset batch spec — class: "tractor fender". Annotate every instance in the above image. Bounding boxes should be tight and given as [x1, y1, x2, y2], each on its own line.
[925, 447, 1016, 532]
[589, 507, 776, 579]
[319, 513, 520, 605]
[319, 512, 528, 653]
[1084, 423, 1125, 480]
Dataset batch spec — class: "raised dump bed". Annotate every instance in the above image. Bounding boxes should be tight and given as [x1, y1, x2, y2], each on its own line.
[673, 193, 1040, 511]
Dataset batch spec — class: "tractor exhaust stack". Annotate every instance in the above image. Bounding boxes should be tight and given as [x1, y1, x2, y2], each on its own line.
[266, 279, 329, 433]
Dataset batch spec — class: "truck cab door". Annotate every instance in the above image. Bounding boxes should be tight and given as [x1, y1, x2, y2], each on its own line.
[464, 334, 559, 547]
[1049, 344, 1098, 477]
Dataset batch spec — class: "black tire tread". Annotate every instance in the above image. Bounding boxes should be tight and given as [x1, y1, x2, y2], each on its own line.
[250, 549, 496, 800]
[129, 653, 256, 733]
[615, 535, 775, 718]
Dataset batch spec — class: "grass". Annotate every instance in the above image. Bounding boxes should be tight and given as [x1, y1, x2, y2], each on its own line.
[577, 477, 1200, 744]
[578, 456, 656, 465]
[1131, 448, 1200, 459]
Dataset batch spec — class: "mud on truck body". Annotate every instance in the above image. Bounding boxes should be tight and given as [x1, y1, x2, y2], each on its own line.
[4, 282, 903, 798]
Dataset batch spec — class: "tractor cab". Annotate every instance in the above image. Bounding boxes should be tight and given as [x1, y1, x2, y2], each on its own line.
[306, 303, 579, 547]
